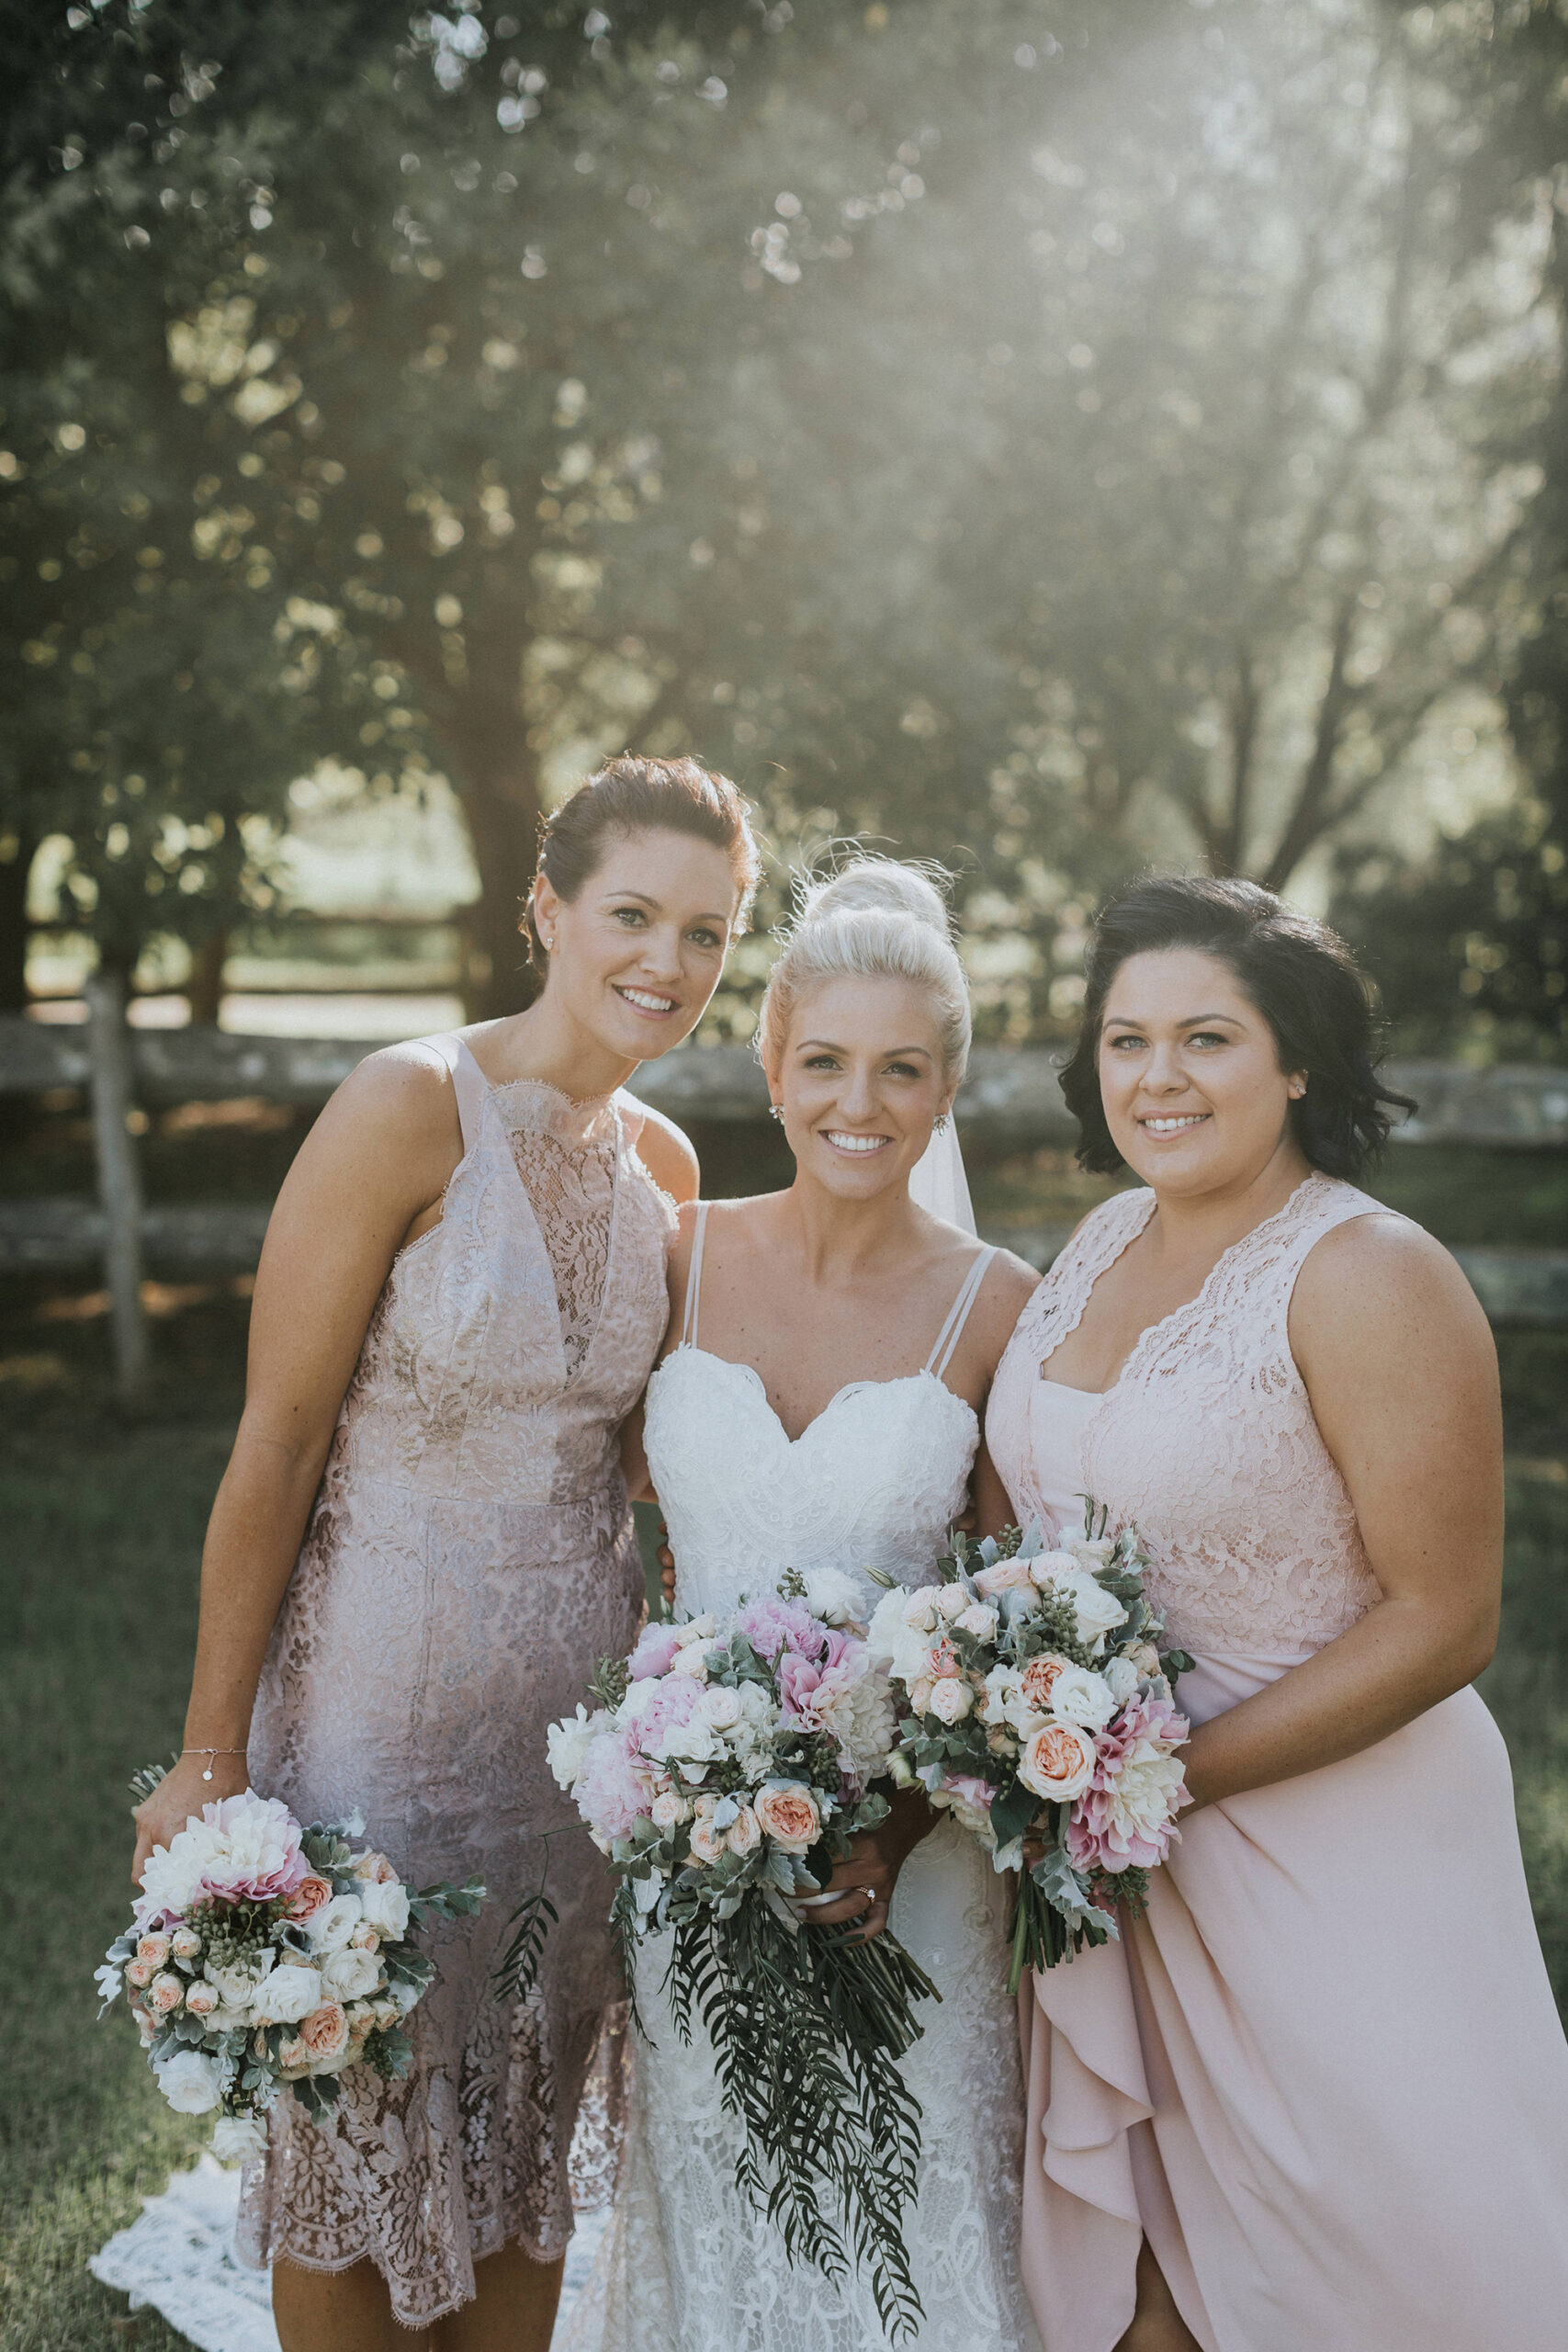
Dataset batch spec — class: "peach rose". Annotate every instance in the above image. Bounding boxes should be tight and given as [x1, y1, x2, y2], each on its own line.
[298, 2001, 350, 2063]
[150, 1971, 186, 2015]
[348, 2002, 377, 2040]
[972, 1557, 1036, 1599]
[754, 1783, 820, 1855]
[135, 1934, 172, 1969]
[126, 1957, 154, 1990]
[688, 1815, 725, 1865]
[351, 1851, 398, 1886]
[927, 1638, 962, 1680]
[1018, 1721, 1097, 1804]
[288, 1873, 334, 1922]
[135, 2007, 157, 2041]
[1020, 1655, 1069, 1713]
[183, 1979, 220, 2019]
[278, 2036, 310, 2076]
[725, 1804, 761, 1858]
[349, 1925, 380, 1952]
[170, 1927, 202, 1962]
[927, 1678, 973, 1726]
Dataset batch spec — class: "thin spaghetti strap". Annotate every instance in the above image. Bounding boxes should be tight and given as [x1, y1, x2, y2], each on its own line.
[421, 1033, 488, 1158]
[926, 1245, 997, 1382]
[680, 1201, 711, 1349]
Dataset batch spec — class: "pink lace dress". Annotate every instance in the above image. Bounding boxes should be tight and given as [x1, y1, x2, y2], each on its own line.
[987, 1173, 1568, 2352]
[236, 1036, 675, 2328]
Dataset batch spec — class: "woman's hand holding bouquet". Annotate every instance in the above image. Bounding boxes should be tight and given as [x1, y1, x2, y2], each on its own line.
[870, 1505, 1192, 1993]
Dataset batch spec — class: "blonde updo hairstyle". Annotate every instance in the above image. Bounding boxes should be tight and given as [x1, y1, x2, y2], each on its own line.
[757, 857, 972, 1091]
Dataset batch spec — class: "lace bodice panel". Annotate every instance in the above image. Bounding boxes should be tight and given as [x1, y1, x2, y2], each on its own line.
[335, 1072, 674, 1506]
[644, 1354, 978, 1618]
[987, 1174, 1386, 1659]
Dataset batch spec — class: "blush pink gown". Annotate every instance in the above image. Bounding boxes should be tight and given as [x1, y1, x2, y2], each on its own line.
[986, 1173, 1568, 2352]
[236, 1036, 675, 2328]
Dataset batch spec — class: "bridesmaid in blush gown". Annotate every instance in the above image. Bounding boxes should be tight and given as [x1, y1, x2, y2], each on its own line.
[131, 758, 758, 2352]
[982, 876, 1568, 2352]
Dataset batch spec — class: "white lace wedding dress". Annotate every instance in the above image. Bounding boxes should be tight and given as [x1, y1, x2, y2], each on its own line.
[561, 1206, 1041, 2352]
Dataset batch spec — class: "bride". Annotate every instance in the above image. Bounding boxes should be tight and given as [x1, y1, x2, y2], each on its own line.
[563, 860, 1043, 2352]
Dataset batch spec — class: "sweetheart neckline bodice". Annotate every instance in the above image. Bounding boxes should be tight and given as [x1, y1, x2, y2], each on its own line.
[648, 1341, 979, 1449]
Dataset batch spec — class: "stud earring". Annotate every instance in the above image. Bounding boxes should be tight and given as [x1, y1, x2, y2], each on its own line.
[769, 1103, 785, 1124]
[933, 1112, 951, 1135]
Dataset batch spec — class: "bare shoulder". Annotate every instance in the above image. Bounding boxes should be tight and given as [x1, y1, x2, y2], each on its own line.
[627, 1098, 700, 1205]
[299, 1040, 460, 1169]
[1291, 1207, 1495, 1372]
[981, 1245, 1044, 1326]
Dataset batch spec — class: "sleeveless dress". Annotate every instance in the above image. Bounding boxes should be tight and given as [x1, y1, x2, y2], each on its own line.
[562, 1204, 1043, 2352]
[986, 1172, 1568, 2352]
[236, 1035, 676, 2329]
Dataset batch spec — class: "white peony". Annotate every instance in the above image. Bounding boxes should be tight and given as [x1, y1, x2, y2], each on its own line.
[1045, 1665, 1120, 1733]
[669, 1644, 711, 1681]
[547, 1704, 607, 1790]
[813, 1664, 899, 1774]
[252, 1962, 322, 2025]
[154, 2048, 223, 2115]
[867, 1586, 933, 1685]
[212, 2113, 268, 2162]
[355, 1879, 410, 1942]
[320, 1946, 382, 2003]
[980, 1665, 1036, 1735]
[801, 1566, 866, 1626]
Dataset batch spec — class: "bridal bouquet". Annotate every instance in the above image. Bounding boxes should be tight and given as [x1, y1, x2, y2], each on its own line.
[100, 1779, 484, 2156]
[537, 1567, 935, 2341]
[870, 1507, 1192, 1993]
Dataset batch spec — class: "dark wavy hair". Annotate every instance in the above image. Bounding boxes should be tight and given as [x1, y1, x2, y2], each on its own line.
[1059, 874, 1416, 1180]
[524, 754, 759, 972]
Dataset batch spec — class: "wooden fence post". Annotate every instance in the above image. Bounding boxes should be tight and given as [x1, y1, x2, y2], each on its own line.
[84, 968, 150, 1404]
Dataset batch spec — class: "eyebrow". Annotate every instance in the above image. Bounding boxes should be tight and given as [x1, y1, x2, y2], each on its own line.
[1104, 1011, 1244, 1029]
[796, 1039, 934, 1057]
[600, 889, 729, 925]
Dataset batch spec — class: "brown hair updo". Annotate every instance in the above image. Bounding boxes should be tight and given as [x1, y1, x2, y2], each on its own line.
[523, 754, 760, 972]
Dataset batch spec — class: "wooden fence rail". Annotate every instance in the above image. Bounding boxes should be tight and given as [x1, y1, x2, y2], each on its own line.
[3, 1016, 1565, 1393]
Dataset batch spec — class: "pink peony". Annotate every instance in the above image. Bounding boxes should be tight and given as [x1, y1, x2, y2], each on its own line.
[943, 1772, 996, 1815]
[1067, 1690, 1190, 1873]
[628, 1622, 684, 1680]
[573, 1732, 652, 1844]
[733, 1596, 822, 1663]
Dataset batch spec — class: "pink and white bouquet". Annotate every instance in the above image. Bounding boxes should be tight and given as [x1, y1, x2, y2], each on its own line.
[100, 1780, 484, 2156]
[540, 1566, 935, 2341]
[870, 1506, 1192, 1992]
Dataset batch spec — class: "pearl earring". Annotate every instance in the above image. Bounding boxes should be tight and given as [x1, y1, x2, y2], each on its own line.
[933, 1112, 951, 1135]
[769, 1103, 784, 1124]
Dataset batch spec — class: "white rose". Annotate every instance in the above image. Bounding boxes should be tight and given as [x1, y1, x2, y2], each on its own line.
[547, 1704, 607, 1790]
[927, 1677, 974, 1726]
[955, 1603, 998, 1643]
[355, 1879, 410, 1941]
[1104, 1655, 1141, 1707]
[669, 1645, 710, 1681]
[205, 1954, 266, 2010]
[170, 1927, 203, 1963]
[211, 2113, 268, 2162]
[801, 1566, 865, 1626]
[935, 1582, 971, 1622]
[307, 1895, 362, 1953]
[698, 1685, 742, 1731]
[321, 1946, 383, 2003]
[1046, 1665, 1120, 1733]
[671, 1612, 716, 1647]
[154, 2048, 223, 2115]
[901, 1589, 940, 1631]
[1034, 1562, 1130, 1652]
[650, 1790, 691, 1829]
[252, 1962, 322, 2025]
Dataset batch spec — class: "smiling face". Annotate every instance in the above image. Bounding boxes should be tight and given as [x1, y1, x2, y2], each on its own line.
[768, 973, 954, 1203]
[1097, 947, 1308, 1200]
[531, 827, 739, 1060]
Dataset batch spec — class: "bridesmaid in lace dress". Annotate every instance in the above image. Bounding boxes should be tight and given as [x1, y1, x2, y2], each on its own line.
[983, 876, 1568, 2352]
[131, 757, 758, 2351]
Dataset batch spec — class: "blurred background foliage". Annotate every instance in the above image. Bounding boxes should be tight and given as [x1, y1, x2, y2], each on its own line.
[2, 0, 1566, 1047]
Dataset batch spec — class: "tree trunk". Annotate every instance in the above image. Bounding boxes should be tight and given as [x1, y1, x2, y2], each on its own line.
[85, 964, 151, 1408]
[441, 725, 547, 1023]
[0, 825, 34, 1146]
[187, 927, 231, 1028]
